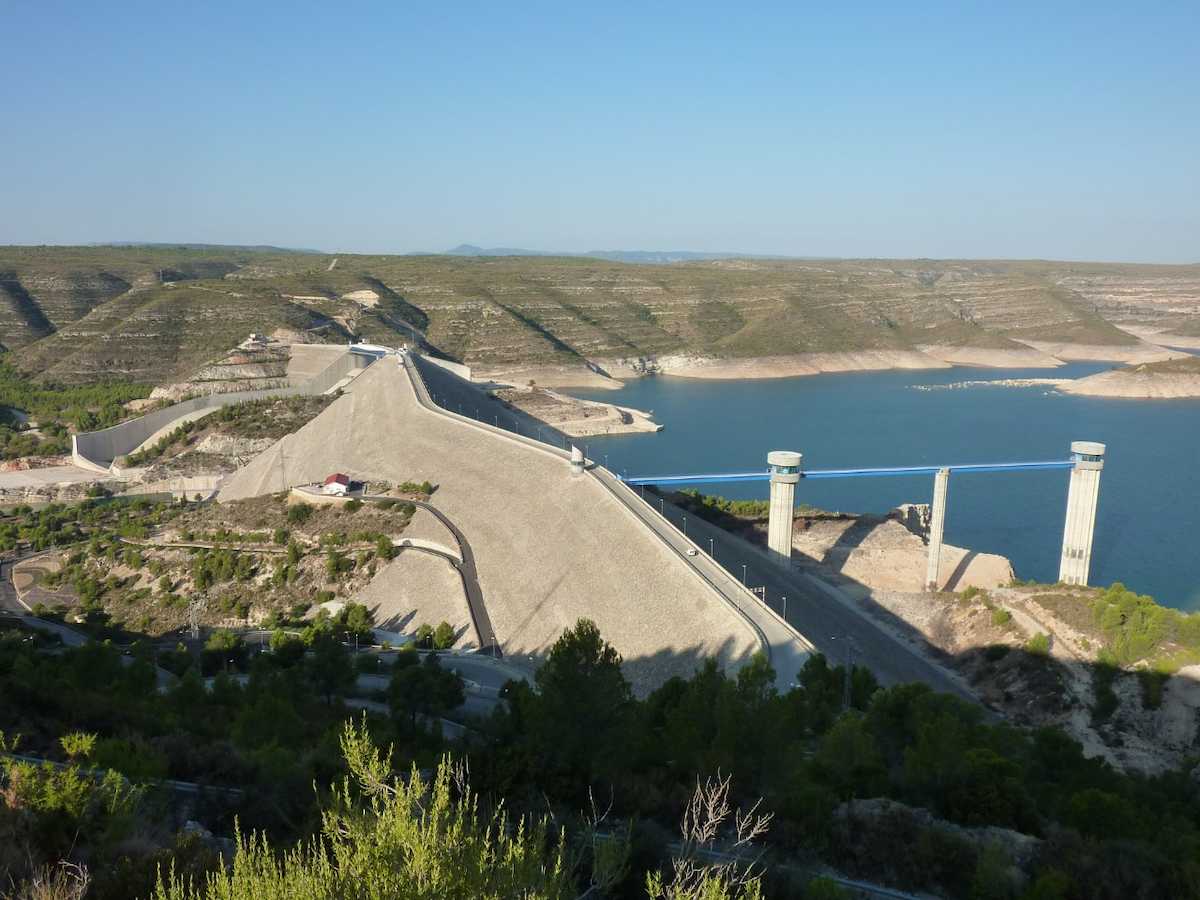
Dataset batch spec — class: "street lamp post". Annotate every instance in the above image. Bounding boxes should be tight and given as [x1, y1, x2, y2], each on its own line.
[741, 564, 747, 585]
[682, 515, 687, 536]
[709, 537, 714, 556]
[782, 595, 787, 619]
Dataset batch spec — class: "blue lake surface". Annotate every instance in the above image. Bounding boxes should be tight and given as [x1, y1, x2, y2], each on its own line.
[569, 363, 1200, 611]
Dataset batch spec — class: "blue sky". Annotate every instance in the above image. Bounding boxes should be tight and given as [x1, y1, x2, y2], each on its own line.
[4, 1, 1197, 261]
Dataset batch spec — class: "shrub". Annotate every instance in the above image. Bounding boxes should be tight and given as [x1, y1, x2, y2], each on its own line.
[376, 534, 396, 561]
[273, 527, 290, 545]
[344, 499, 363, 513]
[287, 503, 313, 525]
[1092, 582, 1170, 665]
[433, 621, 455, 650]
[1025, 633, 1051, 656]
[990, 608, 1012, 628]
[202, 628, 246, 674]
[414, 623, 434, 648]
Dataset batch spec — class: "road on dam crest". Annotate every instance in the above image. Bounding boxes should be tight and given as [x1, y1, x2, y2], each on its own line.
[411, 354, 974, 699]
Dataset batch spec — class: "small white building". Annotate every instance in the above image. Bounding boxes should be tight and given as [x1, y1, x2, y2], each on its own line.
[323, 473, 351, 496]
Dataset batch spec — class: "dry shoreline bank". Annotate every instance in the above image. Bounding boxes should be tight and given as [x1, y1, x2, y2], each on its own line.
[488, 385, 662, 437]
[475, 338, 1186, 390]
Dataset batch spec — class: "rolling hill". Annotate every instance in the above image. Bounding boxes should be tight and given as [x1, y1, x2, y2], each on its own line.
[2, 245, 1199, 385]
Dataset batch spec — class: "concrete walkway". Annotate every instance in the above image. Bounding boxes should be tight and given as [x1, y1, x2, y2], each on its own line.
[362, 496, 498, 654]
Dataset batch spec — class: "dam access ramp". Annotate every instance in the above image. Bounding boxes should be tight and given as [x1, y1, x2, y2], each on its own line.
[71, 344, 373, 474]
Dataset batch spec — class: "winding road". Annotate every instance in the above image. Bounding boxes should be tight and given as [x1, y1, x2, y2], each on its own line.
[362, 495, 498, 656]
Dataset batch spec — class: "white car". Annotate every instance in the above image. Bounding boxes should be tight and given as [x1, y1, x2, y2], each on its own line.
[686, 548, 699, 557]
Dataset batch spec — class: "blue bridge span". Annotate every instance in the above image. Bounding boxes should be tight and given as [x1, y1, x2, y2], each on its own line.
[618, 443, 1105, 590]
[619, 458, 1077, 486]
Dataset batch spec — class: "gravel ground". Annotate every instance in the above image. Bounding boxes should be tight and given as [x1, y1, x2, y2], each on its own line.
[355, 548, 472, 647]
[403, 506, 459, 555]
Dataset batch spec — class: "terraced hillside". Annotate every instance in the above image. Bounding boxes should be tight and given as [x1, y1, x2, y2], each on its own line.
[2, 246, 1198, 383]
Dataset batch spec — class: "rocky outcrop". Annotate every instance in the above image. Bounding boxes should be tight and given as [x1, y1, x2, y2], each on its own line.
[1060, 357, 1200, 398]
[792, 513, 1014, 593]
[1015, 339, 1183, 364]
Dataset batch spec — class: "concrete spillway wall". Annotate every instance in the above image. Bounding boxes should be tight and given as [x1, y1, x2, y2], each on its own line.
[73, 348, 370, 472]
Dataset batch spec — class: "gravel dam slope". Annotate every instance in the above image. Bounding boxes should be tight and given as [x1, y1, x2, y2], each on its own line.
[219, 358, 761, 692]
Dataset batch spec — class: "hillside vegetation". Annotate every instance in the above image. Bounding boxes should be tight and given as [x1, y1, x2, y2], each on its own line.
[6, 612, 1200, 898]
[2, 246, 1199, 383]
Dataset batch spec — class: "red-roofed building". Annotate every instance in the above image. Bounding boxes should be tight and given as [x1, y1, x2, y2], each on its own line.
[323, 473, 351, 496]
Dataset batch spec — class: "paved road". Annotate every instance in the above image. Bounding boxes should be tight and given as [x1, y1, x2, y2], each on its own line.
[645, 496, 975, 700]
[0, 554, 88, 647]
[361, 494, 498, 655]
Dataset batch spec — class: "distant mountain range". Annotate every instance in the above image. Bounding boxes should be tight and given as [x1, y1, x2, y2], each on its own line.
[444, 244, 797, 264]
[88, 241, 792, 264]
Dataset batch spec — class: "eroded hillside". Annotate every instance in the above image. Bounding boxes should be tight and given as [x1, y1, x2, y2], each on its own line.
[2, 246, 1199, 383]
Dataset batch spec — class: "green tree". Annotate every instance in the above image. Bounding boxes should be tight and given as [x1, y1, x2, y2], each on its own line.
[812, 712, 886, 799]
[433, 621, 456, 650]
[389, 653, 465, 729]
[532, 618, 633, 782]
[202, 628, 246, 675]
[376, 534, 396, 561]
[269, 629, 306, 667]
[307, 633, 355, 704]
[340, 602, 375, 642]
[287, 503, 313, 524]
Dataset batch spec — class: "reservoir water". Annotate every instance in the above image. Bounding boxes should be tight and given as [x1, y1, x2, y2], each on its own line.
[569, 363, 1200, 611]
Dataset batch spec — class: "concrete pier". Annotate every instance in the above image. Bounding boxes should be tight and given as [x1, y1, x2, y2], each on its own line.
[767, 451, 802, 566]
[1058, 441, 1106, 586]
[925, 467, 950, 591]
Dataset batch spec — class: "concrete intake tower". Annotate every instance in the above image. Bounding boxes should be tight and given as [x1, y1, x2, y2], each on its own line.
[767, 451, 802, 565]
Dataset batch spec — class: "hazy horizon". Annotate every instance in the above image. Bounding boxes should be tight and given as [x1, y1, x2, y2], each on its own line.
[5, 240, 1199, 268]
[5, 2, 1197, 263]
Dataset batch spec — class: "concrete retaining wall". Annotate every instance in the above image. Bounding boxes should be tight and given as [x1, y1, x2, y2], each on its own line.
[120, 475, 225, 500]
[73, 349, 370, 471]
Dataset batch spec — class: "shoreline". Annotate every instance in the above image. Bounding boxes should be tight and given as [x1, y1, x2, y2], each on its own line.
[475, 339, 1183, 390]
[481, 380, 662, 437]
